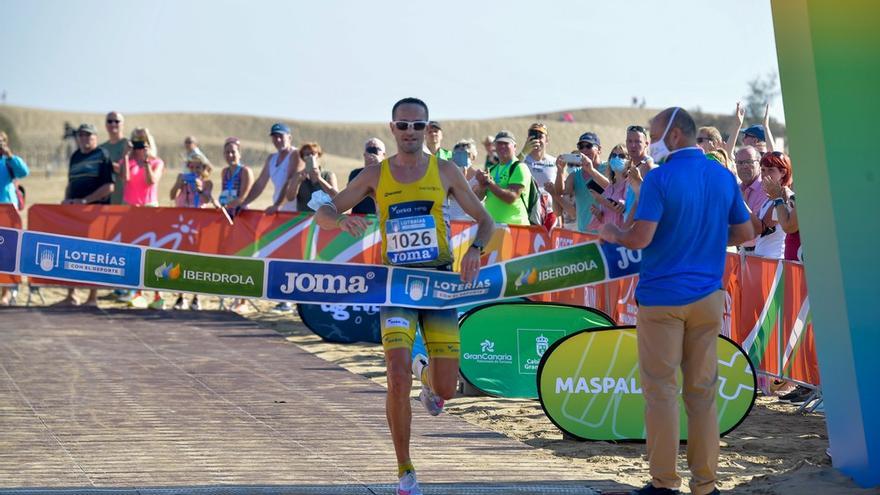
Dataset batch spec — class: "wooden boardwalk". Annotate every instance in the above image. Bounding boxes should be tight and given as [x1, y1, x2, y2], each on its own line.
[0, 308, 626, 495]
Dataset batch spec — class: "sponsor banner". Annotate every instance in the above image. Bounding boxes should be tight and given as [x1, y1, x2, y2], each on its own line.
[389, 265, 504, 308]
[19, 231, 142, 287]
[296, 303, 382, 344]
[598, 242, 642, 279]
[504, 242, 606, 298]
[0, 205, 22, 286]
[266, 260, 388, 304]
[144, 249, 264, 297]
[0, 228, 18, 273]
[459, 302, 615, 398]
[538, 326, 757, 441]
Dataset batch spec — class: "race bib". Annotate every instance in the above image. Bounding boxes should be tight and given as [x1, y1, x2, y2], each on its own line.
[385, 215, 439, 265]
[218, 189, 236, 206]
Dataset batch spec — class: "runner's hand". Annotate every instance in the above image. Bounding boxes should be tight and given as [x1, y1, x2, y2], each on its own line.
[459, 248, 481, 284]
[338, 215, 369, 237]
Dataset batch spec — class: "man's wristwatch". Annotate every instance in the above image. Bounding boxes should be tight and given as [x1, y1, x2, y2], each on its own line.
[772, 198, 785, 207]
[469, 239, 485, 254]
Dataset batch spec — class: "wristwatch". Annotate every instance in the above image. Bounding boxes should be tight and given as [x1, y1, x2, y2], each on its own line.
[772, 198, 785, 207]
[469, 239, 485, 254]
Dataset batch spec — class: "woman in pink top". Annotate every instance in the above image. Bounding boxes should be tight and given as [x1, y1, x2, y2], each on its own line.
[121, 127, 164, 206]
[587, 144, 628, 231]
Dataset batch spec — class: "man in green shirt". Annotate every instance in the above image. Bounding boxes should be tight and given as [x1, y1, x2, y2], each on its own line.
[475, 130, 530, 225]
[99, 111, 130, 205]
[424, 121, 452, 160]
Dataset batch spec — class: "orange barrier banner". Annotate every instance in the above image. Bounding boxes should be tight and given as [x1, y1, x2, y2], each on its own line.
[0, 204, 21, 286]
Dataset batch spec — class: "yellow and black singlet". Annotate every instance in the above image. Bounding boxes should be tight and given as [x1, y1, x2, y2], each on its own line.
[375, 155, 452, 268]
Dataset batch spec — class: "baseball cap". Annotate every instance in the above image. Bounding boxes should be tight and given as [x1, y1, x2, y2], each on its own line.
[577, 132, 600, 146]
[428, 121, 442, 130]
[741, 124, 766, 141]
[494, 130, 516, 144]
[270, 122, 291, 135]
[528, 122, 549, 136]
[76, 123, 98, 135]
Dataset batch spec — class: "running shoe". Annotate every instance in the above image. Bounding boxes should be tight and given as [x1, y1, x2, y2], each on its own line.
[190, 297, 201, 311]
[419, 385, 444, 416]
[118, 290, 136, 303]
[779, 385, 812, 404]
[148, 298, 166, 310]
[397, 471, 422, 495]
[172, 296, 187, 310]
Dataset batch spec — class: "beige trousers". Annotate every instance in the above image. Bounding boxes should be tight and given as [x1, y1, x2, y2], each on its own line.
[637, 290, 724, 495]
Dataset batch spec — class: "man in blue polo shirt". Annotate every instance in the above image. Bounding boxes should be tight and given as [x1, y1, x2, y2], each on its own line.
[600, 107, 754, 495]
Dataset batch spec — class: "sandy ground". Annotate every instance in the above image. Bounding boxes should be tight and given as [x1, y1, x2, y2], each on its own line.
[7, 286, 874, 495]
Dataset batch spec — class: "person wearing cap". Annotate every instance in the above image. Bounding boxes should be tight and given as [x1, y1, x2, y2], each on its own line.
[56, 123, 115, 307]
[518, 123, 558, 224]
[737, 103, 776, 155]
[424, 121, 452, 160]
[99, 111, 129, 205]
[474, 130, 531, 225]
[241, 122, 301, 214]
[482, 135, 499, 167]
[554, 131, 611, 232]
[347, 137, 386, 215]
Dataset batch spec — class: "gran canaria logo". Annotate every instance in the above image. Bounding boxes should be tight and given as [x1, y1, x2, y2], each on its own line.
[154, 262, 181, 280]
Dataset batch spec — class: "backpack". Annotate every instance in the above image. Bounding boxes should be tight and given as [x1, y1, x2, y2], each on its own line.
[515, 162, 556, 230]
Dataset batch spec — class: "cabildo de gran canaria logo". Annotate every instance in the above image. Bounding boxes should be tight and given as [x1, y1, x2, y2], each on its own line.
[154, 262, 181, 280]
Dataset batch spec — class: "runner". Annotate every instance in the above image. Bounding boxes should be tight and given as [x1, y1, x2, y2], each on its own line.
[315, 97, 494, 495]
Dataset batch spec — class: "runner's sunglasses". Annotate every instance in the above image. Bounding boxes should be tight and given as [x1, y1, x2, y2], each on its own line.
[392, 120, 428, 131]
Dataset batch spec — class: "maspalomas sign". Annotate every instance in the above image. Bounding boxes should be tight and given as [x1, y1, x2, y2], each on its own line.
[458, 302, 615, 398]
[537, 326, 757, 441]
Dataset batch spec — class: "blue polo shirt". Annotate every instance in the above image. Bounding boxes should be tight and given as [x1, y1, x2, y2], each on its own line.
[634, 148, 750, 306]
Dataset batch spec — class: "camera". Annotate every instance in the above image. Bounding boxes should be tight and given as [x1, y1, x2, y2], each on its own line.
[560, 153, 582, 165]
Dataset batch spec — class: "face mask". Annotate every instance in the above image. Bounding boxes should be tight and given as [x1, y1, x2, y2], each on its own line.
[609, 157, 626, 173]
[648, 107, 679, 164]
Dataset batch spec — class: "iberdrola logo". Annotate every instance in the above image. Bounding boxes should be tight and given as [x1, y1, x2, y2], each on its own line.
[154, 262, 181, 280]
[514, 267, 538, 289]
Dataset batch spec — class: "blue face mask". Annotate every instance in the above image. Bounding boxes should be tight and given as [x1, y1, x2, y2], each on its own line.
[609, 156, 626, 173]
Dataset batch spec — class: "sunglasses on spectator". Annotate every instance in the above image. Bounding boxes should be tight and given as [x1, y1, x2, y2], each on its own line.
[627, 125, 647, 134]
[365, 146, 382, 154]
[696, 137, 713, 143]
[577, 142, 595, 150]
[609, 152, 627, 159]
[106, 119, 121, 124]
[735, 159, 758, 166]
[392, 121, 428, 131]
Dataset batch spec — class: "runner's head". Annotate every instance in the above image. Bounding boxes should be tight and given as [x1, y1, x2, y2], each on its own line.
[270, 122, 292, 151]
[390, 97, 429, 154]
[224, 137, 241, 166]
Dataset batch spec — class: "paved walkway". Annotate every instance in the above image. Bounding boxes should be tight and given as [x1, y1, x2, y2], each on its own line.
[0, 308, 626, 495]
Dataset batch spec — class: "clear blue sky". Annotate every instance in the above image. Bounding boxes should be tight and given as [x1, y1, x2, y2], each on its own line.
[5, 0, 784, 122]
